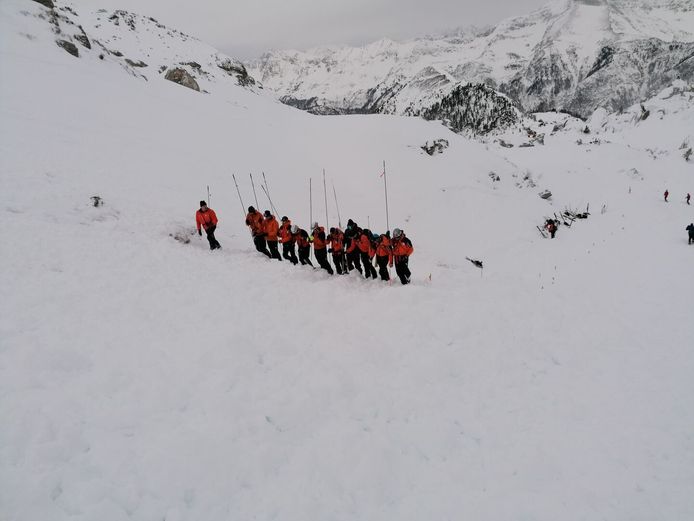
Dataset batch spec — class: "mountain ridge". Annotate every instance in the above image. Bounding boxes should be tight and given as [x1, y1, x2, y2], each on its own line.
[248, 0, 694, 118]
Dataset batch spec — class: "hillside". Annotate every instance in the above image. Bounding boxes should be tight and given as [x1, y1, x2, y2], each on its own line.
[1, 1, 694, 521]
[249, 0, 694, 118]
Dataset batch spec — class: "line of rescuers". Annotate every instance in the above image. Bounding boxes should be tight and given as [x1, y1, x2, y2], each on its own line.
[244, 206, 413, 285]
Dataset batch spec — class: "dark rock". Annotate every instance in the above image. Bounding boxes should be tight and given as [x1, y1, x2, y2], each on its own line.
[421, 139, 450, 155]
[74, 26, 91, 49]
[56, 40, 79, 57]
[125, 58, 148, 68]
[164, 68, 200, 91]
[32, 0, 54, 8]
[111, 50, 123, 57]
[498, 139, 514, 148]
[217, 57, 256, 87]
[519, 142, 535, 148]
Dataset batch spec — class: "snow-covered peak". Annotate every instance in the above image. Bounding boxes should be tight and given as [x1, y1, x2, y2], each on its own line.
[249, 0, 694, 119]
[18, 0, 259, 99]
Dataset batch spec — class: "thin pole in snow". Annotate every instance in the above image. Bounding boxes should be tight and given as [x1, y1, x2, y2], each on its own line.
[309, 177, 314, 262]
[383, 160, 390, 234]
[250, 173, 259, 209]
[207, 185, 211, 207]
[322, 168, 329, 231]
[332, 181, 342, 230]
[232, 174, 246, 218]
[262, 172, 279, 216]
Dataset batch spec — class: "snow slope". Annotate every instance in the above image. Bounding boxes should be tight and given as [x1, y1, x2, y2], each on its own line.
[2, 1, 694, 520]
[250, 0, 694, 117]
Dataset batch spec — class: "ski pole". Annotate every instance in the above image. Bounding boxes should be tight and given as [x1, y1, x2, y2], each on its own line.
[383, 160, 390, 234]
[233, 174, 253, 237]
[207, 185, 211, 207]
[232, 174, 246, 218]
[250, 173, 259, 209]
[309, 177, 313, 262]
[261, 184, 279, 217]
[262, 172, 279, 216]
[332, 181, 342, 230]
[323, 168, 329, 231]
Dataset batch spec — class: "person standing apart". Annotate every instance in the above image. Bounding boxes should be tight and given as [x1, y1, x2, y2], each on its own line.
[196, 201, 221, 250]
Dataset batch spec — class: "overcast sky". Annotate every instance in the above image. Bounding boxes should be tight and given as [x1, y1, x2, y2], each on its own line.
[73, 0, 550, 59]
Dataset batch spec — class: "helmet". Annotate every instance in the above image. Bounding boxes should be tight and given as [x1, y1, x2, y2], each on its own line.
[200, 200, 207, 208]
[393, 228, 403, 238]
[264, 210, 271, 217]
[329, 227, 336, 234]
[281, 216, 288, 222]
[248, 206, 255, 213]
[290, 225, 299, 234]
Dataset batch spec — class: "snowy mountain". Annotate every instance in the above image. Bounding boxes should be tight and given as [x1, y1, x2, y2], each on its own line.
[24, 0, 258, 97]
[249, 0, 694, 119]
[2, 1, 694, 521]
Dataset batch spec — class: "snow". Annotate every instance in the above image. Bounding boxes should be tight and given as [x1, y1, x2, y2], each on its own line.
[1, 1, 694, 521]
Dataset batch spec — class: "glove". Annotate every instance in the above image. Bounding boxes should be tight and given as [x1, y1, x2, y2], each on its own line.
[198, 230, 202, 236]
[328, 248, 333, 253]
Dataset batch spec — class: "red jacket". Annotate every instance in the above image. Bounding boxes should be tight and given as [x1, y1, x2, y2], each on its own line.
[375, 236, 393, 263]
[295, 231, 310, 248]
[264, 216, 279, 241]
[279, 221, 293, 243]
[356, 233, 372, 254]
[392, 236, 413, 258]
[196, 208, 218, 231]
[245, 211, 264, 236]
[329, 230, 344, 252]
[312, 226, 327, 250]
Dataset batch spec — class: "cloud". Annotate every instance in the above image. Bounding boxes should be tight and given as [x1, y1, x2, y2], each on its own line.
[70, 0, 550, 58]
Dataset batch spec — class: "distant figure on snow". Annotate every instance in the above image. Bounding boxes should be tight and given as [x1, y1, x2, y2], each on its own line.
[196, 200, 221, 250]
[664, 189, 669, 202]
[687, 193, 691, 205]
[245, 206, 271, 258]
[687, 223, 694, 245]
[545, 219, 558, 239]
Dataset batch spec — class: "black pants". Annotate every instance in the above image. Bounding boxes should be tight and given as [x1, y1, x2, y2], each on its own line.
[253, 235, 271, 258]
[376, 255, 390, 281]
[267, 240, 282, 261]
[395, 257, 411, 285]
[347, 251, 362, 273]
[689, 233, 694, 244]
[360, 251, 377, 279]
[332, 252, 345, 275]
[282, 241, 298, 264]
[298, 246, 313, 266]
[315, 248, 333, 274]
[205, 225, 221, 250]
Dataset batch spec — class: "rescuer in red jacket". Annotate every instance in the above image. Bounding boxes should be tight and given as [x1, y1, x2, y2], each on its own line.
[195, 200, 221, 250]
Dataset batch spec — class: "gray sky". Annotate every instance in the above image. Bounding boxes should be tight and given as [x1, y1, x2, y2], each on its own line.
[74, 0, 550, 59]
